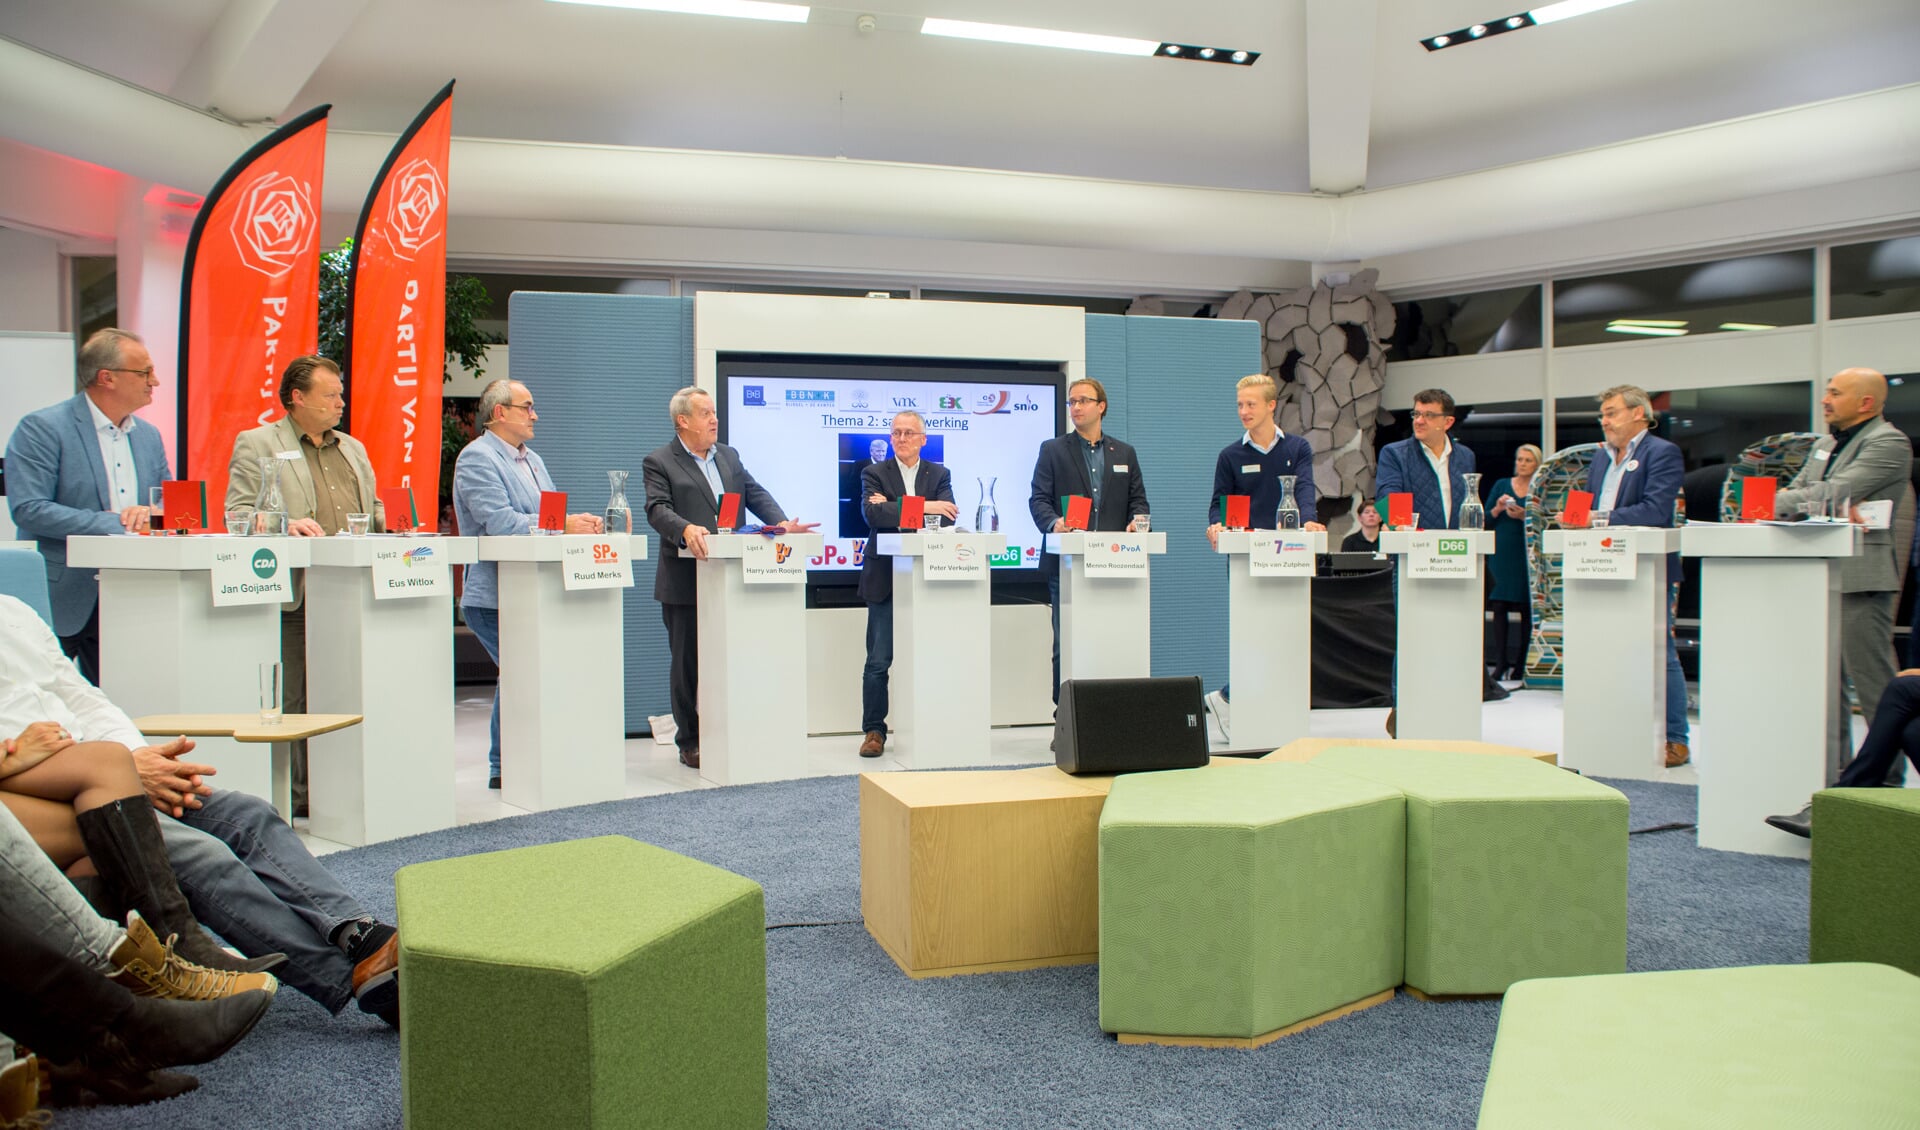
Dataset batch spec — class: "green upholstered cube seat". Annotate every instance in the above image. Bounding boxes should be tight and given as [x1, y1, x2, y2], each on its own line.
[1098, 762, 1406, 1040]
[1478, 963, 1920, 1128]
[396, 836, 766, 1129]
[1812, 787, 1920, 976]
[1311, 746, 1627, 996]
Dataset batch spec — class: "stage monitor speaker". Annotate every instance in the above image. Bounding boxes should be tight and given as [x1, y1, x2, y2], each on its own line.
[1055, 675, 1208, 775]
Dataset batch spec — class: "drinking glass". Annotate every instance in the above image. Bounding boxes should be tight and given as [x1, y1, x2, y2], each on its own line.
[147, 486, 165, 534]
[1407, 513, 1421, 531]
[1830, 488, 1852, 523]
[923, 513, 940, 531]
[259, 662, 282, 725]
[1590, 511, 1611, 530]
[1802, 482, 1829, 520]
[225, 509, 250, 536]
[346, 513, 371, 536]
[1133, 514, 1151, 533]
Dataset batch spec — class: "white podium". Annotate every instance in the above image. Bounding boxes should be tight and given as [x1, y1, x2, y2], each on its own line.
[477, 534, 642, 812]
[303, 536, 478, 845]
[696, 533, 825, 785]
[69, 535, 310, 805]
[1545, 528, 1680, 781]
[1044, 531, 1168, 683]
[874, 531, 1007, 768]
[1213, 530, 1326, 749]
[1683, 522, 1857, 858]
[1381, 530, 1496, 740]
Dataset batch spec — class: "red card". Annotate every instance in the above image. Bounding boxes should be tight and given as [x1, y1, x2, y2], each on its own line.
[1224, 495, 1250, 530]
[899, 495, 925, 530]
[1387, 493, 1413, 529]
[538, 491, 567, 532]
[1741, 477, 1776, 522]
[1563, 490, 1593, 528]
[716, 492, 741, 530]
[380, 487, 417, 532]
[161, 480, 206, 533]
[1063, 495, 1093, 531]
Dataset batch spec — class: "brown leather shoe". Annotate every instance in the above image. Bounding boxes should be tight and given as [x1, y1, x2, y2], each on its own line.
[1665, 741, 1690, 768]
[1384, 709, 1396, 738]
[678, 748, 699, 769]
[109, 912, 278, 1001]
[858, 731, 885, 758]
[351, 934, 400, 1029]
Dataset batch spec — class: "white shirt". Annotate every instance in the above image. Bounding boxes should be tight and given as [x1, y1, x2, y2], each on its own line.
[1419, 437, 1453, 525]
[1242, 428, 1284, 456]
[0, 596, 145, 750]
[1596, 429, 1649, 513]
[898, 459, 920, 497]
[86, 395, 141, 512]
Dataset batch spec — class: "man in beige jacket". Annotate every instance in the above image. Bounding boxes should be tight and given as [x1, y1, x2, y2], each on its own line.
[225, 355, 382, 816]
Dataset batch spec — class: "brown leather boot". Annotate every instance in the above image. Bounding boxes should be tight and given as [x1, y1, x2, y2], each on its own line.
[109, 912, 278, 1001]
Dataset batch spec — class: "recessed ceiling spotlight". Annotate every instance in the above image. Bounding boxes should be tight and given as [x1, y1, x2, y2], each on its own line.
[1470, 24, 1487, 36]
[1231, 50, 1248, 62]
[1432, 34, 1450, 46]
[1506, 16, 1525, 27]
[1157, 42, 1260, 65]
[1164, 44, 1181, 55]
[1421, 0, 1635, 50]
[1198, 46, 1215, 58]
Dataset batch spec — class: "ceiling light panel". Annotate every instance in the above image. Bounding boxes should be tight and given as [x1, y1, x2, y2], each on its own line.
[549, 0, 811, 24]
[920, 18, 1158, 56]
[1422, 0, 1637, 51]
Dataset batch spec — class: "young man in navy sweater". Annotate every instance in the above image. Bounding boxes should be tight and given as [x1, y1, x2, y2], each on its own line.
[1202, 374, 1324, 738]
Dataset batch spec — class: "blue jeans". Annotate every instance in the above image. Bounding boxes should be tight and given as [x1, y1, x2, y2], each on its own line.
[1665, 579, 1689, 745]
[162, 790, 369, 1013]
[464, 604, 503, 777]
[862, 598, 893, 734]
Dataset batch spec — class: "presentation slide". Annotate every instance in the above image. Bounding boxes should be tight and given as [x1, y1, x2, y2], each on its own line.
[718, 361, 1062, 574]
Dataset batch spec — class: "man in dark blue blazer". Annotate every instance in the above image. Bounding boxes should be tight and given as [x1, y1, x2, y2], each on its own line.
[855, 410, 958, 757]
[1028, 376, 1150, 704]
[643, 386, 815, 769]
[1375, 388, 1477, 531]
[1585, 384, 1690, 767]
[7, 329, 171, 683]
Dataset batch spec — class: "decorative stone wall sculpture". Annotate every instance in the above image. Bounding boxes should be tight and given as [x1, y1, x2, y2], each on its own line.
[1217, 269, 1395, 535]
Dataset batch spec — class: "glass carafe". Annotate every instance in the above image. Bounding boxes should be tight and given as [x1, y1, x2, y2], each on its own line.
[1276, 475, 1301, 530]
[252, 456, 288, 536]
[605, 469, 632, 536]
[1459, 472, 1486, 531]
[975, 477, 999, 532]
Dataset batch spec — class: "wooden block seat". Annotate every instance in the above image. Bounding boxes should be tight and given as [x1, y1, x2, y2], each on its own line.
[1098, 762, 1407, 1046]
[396, 836, 766, 1129]
[1812, 787, 1920, 976]
[1310, 746, 1627, 996]
[1478, 963, 1920, 1128]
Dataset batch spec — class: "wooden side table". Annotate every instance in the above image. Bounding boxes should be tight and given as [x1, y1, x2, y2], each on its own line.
[134, 713, 362, 823]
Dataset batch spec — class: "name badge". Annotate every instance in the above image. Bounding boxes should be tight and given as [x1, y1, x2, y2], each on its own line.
[1113, 465, 1129, 473]
[1241, 463, 1261, 473]
[1814, 449, 1831, 461]
[1625, 460, 1639, 472]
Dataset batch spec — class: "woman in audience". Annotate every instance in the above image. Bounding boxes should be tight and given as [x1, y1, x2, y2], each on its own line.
[1485, 444, 1542, 682]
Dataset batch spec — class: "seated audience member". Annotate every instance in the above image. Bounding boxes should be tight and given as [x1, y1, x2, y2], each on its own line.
[1765, 670, 1920, 838]
[0, 594, 401, 1027]
[1341, 502, 1384, 553]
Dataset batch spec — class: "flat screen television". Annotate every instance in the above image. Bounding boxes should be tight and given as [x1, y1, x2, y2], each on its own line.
[716, 353, 1065, 588]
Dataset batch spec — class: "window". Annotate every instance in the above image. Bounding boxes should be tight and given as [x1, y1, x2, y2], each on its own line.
[1553, 252, 1813, 347]
[1831, 236, 1920, 319]
[1387, 285, 1541, 359]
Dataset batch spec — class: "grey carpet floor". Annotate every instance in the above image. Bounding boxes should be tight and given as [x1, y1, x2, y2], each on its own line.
[55, 774, 1808, 1129]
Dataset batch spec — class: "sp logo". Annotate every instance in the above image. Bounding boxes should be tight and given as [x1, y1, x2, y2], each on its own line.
[773, 543, 794, 564]
[249, 548, 279, 579]
[381, 157, 446, 261]
[592, 543, 620, 563]
[229, 171, 316, 278]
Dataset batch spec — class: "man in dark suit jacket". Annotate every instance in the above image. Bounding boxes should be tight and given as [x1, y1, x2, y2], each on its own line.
[1375, 388, 1477, 531]
[6, 328, 171, 683]
[642, 386, 814, 769]
[1028, 376, 1150, 704]
[1584, 384, 1690, 767]
[855, 411, 958, 757]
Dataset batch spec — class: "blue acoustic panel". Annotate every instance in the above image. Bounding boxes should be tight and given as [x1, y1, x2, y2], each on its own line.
[506, 292, 694, 734]
[1116, 315, 1262, 688]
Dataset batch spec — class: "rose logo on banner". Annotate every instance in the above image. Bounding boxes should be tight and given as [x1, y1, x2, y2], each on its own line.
[383, 158, 446, 261]
[228, 172, 316, 278]
[249, 548, 279, 579]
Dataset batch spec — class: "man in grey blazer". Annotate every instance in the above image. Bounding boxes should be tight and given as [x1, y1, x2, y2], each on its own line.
[453, 379, 603, 788]
[1775, 367, 1915, 784]
[224, 355, 382, 815]
[6, 328, 170, 683]
[642, 386, 814, 769]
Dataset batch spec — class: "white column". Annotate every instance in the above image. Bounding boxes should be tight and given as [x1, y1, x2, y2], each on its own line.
[1046, 532, 1168, 684]
[1382, 531, 1495, 741]
[696, 533, 824, 785]
[878, 532, 1005, 768]
[1547, 528, 1678, 780]
[1215, 530, 1325, 749]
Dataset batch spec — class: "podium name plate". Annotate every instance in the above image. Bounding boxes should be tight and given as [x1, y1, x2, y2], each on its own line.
[1079, 535, 1153, 577]
[741, 536, 807, 584]
[210, 542, 293, 606]
[370, 541, 452, 599]
[1404, 534, 1478, 579]
[921, 533, 988, 580]
[1248, 532, 1316, 577]
[561, 539, 635, 591]
[1561, 529, 1638, 581]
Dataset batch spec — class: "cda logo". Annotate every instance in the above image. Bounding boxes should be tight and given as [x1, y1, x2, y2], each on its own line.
[1437, 537, 1469, 556]
[249, 548, 279, 579]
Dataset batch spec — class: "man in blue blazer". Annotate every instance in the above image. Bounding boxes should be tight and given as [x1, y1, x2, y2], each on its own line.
[1028, 377, 1150, 705]
[642, 386, 814, 769]
[7, 328, 170, 683]
[1375, 388, 1477, 531]
[855, 410, 958, 757]
[452, 379, 604, 788]
[1585, 384, 1691, 767]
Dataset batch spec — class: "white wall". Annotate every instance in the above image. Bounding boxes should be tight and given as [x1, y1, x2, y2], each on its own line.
[0, 226, 63, 332]
[0, 330, 84, 541]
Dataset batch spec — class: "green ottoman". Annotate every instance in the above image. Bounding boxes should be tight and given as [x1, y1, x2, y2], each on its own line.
[1312, 746, 1627, 996]
[396, 836, 766, 1129]
[1812, 787, 1920, 976]
[1099, 762, 1406, 1046]
[1478, 963, 1920, 1128]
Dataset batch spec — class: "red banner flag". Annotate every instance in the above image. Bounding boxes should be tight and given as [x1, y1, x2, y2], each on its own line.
[348, 83, 454, 530]
[177, 106, 330, 511]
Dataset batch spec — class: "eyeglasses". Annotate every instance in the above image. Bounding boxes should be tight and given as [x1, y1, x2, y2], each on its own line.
[890, 429, 924, 438]
[1067, 397, 1101, 407]
[503, 402, 535, 414]
[107, 367, 156, 380]
[1410, 410, 1451, 421]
